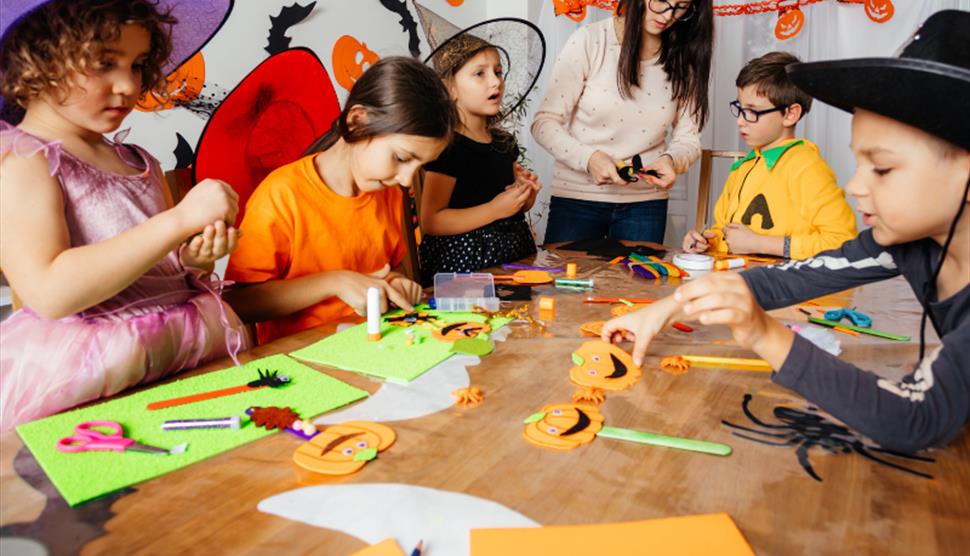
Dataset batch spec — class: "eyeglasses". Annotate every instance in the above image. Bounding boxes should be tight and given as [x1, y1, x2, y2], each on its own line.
[729, 100, 787, 123]
[648, 0, 696, 21]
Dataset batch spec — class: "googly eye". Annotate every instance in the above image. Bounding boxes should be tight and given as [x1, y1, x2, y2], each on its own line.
[356, 441, 368, 449]
[552, 409, 562, 416]
[342, 448, 354, 456]
[588, 370, 597, 376]
[546, 426, 558, 434]
[592, 355, 601, 362]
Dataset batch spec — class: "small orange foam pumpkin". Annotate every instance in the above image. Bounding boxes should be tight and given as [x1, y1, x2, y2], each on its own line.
[569, 340, 640, 391]
[292, 421, 396, 475]
[136, 51, 206, 111]
[775, 8, 805, 41]
[523, 403, 604, 450]
[432, 321, 491, 342]
[332, 35, 380, 93]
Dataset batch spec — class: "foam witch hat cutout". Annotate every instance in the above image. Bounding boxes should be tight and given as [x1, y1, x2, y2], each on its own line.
[412, 0, 545, 121]
[0, 0, 233, 123]
[193, 48, 340, 226]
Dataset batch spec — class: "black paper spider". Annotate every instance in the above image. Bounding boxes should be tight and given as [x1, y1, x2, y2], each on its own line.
[384, 311, 440, 327]
[722, 394, 934, 482]
[246, 368, 291, 388]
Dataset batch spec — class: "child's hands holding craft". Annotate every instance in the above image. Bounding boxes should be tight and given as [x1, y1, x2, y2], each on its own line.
[723, 223, 766, 255]
[180, 220, 241, 269]
[674, 273, 793, 367]
[328, 264, 415, 316]
[586, 150, 626, 186]
[601, 296, 683, 367]
[174, 178, 239, 234]
[682, 230, 716, 253]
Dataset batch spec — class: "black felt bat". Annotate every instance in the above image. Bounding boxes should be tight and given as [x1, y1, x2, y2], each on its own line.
[265, 2, 317, 56]
[379, 0, 421, 57]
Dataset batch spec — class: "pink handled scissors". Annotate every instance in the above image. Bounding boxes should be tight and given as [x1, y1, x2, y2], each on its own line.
[57, 420, 170, 455]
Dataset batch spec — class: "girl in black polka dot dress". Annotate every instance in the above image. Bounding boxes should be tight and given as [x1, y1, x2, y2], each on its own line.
[419, 31, 540, 282]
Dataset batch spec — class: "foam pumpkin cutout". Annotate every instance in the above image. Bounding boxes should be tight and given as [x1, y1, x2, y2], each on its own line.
[775, 8, 805, 41]
[864, 0, 894, 23]
[332, 35, 380, 93]
[136, 51, 206, 111]
[432, 321, 491, 342]
[610, 304, 649, 317]
[494, 270, 554, 285]
[579, 321, 605, 337]
[293, 421, 396, 475]
[522, 403, 604, 451]
[569, 340, 640, 391]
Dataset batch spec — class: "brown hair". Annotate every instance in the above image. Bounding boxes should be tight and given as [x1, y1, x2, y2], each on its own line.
[616, 0, 714, 129]
[0, 0, 175, 109]
[305, 56, 457, 154]
[736, 51, 813, 118]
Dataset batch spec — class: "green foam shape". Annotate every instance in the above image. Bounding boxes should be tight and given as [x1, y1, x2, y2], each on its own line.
[451, 338, 493, 356]
[598, 426, 733, 456]
[571, 353, 584, 365]
[290, 305, 509, 382]
[523, 412, 546, 424]
[15, 354, 368, 506]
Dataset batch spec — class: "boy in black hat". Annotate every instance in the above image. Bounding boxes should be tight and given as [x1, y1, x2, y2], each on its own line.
[603, 10, 969, 453]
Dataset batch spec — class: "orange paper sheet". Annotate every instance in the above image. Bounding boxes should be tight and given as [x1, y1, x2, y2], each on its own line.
[349, 538, 406, 556]
[470, 513, 754, 556]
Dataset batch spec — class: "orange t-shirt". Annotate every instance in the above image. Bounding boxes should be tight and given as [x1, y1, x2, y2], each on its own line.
[226, 154, 405, 344]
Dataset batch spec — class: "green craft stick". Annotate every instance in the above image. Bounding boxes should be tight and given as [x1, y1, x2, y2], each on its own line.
[598, 426, 732, 456]
[618, 298, 635, 307]
[807, 317, 910, 341]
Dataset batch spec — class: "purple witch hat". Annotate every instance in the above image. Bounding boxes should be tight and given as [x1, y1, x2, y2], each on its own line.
[1, 0, 233, 122]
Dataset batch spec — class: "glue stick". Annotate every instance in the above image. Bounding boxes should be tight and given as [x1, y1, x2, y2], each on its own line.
[367, 287, 382, 341]
[714, 257, 746, 271]
[162, 415, 241, 431]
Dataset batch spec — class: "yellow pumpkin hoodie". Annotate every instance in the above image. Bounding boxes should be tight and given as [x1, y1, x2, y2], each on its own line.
[707, 138, 857, 259]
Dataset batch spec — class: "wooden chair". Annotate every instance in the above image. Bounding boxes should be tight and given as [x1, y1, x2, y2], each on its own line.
[164, 167, 194, 205]
[399, 169, 425, 284]
[694, 149, 747, 230]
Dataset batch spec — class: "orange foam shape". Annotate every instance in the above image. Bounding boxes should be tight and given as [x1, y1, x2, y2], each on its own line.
[293, 421, 396, 476]
[569, 340, 641, 391]
[523, 403, 604, 451]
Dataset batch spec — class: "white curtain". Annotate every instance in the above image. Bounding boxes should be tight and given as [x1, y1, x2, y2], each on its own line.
[523, 0, 970, 244]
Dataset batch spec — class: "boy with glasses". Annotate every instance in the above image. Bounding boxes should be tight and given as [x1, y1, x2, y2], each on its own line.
[684, 51, 856, 259]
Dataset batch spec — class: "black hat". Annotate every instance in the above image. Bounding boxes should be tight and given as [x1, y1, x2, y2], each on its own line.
[786, 10, 970, 151]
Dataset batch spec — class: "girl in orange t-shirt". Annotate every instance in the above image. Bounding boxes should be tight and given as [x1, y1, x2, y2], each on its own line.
[225, 57, 456, 343]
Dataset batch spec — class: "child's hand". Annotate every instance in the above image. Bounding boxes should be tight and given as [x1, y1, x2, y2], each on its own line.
[586, 151, 626, 186]
[175, 179, 239, 234]
[600, 296, 682, 367]
[674, 273, 771, 350]
[682, 230, 716, 253]
[723, 223, 765, 254]
[181, 220, 240, 269]
[641, 155, 676, 189]
[386, 272, 423, 306]
[513, 162, 541, 192]
[329, 264, 415, 316]
[490, 183, 532, 218]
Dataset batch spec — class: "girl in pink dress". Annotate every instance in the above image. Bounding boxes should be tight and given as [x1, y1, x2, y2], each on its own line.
[0, 0, 250, 429]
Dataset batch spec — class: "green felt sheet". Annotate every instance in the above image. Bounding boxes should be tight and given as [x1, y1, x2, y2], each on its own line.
[16, 354, 368, 506]
[289, 306, 509, 382]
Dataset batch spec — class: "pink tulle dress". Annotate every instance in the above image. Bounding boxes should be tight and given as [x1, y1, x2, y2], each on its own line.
[0, 122, 251, 430]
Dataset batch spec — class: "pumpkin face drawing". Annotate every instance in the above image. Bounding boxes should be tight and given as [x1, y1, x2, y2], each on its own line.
[292, 421, 396, 475]
[331, 35, 380, 92]
[569, 340, 641, 391]
[136, 51, 205, 111]
[774, 8, 804, 40]
[432, 321, 491, 341]
[864, 0, 894, 23]
[523, 403, 604, 450]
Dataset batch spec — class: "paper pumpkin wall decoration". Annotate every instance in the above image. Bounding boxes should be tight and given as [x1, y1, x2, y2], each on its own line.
[864, 0, 893, 23]
[775, 7, 805, 40]
[194, 48, 340, 225]
[293, 421, 396, 475]
[552, 0, 617, 22]
[569, 340, 641, 393]
[136, 51, 206, 112]
[523, 403, 604, 450]
[332, 35, 380, 93]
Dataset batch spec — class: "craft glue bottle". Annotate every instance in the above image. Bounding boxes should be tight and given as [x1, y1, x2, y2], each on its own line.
[367, 287, 382, 341]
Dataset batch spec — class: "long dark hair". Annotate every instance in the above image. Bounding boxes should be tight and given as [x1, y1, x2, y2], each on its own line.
[305, 56, 457, 154]
[616, 0, 714, 129]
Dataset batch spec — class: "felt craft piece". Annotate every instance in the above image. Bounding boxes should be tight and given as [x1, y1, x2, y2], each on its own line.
[452, 386, 484, 406]
[722, 394, 932, 482]
[470, 513, 755, 555]
[292, 421, 396, 475]
[571, 387, 605, 406]
[660, 355, 773, 375]
[579, 321, 605, 337]
[451, 338, 494, 356]
[290, 306, 509, 382]
[522, 403, 604, 450]
[146, 368, 290, 410]
[15, 354, 368, 506]
[555, 239, 666, 260]
[433, 321, 492, 342]
[494, 270, 554, 285]
[569, 341, 641, 391]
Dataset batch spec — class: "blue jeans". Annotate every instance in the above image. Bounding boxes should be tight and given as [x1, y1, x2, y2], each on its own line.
[543, 196, 668, 244]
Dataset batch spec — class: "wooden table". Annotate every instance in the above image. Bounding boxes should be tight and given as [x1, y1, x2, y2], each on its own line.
[2, 249, 968, 555]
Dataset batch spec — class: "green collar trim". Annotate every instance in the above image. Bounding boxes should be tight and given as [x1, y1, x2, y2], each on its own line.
[731, 139, 804, 171]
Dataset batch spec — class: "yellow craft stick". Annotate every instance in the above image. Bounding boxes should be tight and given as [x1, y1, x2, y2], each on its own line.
[681, 355, 773, 372]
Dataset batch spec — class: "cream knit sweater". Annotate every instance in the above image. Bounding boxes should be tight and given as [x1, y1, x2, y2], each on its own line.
[531, 18, 701, 203]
